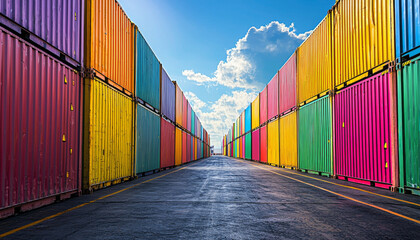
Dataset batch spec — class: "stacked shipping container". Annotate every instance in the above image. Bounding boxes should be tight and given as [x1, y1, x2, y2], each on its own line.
[0, 0, 210, 218]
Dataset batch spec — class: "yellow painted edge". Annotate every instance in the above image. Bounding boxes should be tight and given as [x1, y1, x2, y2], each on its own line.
[0, 162, 197, 238]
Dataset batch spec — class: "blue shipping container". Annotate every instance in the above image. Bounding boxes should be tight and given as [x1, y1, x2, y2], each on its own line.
[396, 0, 420, 59]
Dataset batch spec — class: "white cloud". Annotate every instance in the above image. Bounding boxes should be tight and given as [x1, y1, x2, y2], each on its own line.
[183, 21, 312, 90]
[184, 91, 207, 116]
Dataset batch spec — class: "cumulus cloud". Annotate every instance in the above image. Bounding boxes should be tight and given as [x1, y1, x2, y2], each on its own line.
[183, 21, 312, 90]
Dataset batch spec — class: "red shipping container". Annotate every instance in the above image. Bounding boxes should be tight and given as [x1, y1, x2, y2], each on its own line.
[279, 53, 296, 114]
[252, 129, 260, 161]
[260, 126, 268, 163]
[0, 27, 81, 214]
[267, 72, 279, 120]
[160, 118, 175, 168]
[335, 71, 392, 186]
[182, 131, 187, 164]
[260, 87, 268, 124]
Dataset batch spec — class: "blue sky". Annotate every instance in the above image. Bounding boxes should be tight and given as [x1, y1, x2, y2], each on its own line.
[118, 0, 335, 149]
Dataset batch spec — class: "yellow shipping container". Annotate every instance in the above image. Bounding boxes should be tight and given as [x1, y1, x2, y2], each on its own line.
[85, 0, 135, 93]
[251, 96, 260, 129]
[333, 0, 395, 87]
[267, 119, 279, 166]
[175, 128, 182, 165]
[83, 78, 134, 191]
[279, 112, 298, 168]
[297, 13, 333, 104]
[241, 112, 245, 134]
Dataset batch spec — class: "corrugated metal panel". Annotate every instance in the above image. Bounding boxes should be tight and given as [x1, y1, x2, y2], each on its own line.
[260, 126, 267, 163]
[136, 30, 160, 108]
[333, 0, 395, 86]
[85, 0, 135, 92]
[186, 134, 191, 162]
[0, 0, 84, 64]
[267, 119, 279, 166]
[279, 112, 298, 168]
[83, 78, 134, 190]
[0, 28, 81, 209]
[245, 133, 251, 160]
[239, 135, 243, 159]
[298, 96, 332, 175]
[184, 96, 189, 130]
[268, 73, 279, 120]
[396, 0, 420, 58]
[297, 13, 333, 103]
[241, 112, 245, 135]
[279, 53, 297, 114]
[182, 131, 187, 164]
[260, 87, 268, 124]
[398, 56, 420, 189]
[161, 68, 175, 122]
[136, 104, 160, 174]
[175, 84, 183, 126]
[251, 96, 260, 129]
[191, 110, 195, 135]
[252, 129, 260, 161]
[175, 128, 182, 165]
[161, 119, 175, 168]
[335, 71, 392, 184]
[245, 105, 251, 132]
[228, 143, 231, 157]
[242, 135, 246, 159]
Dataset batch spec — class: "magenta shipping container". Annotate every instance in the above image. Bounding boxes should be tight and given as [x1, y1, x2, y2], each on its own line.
[187, 101, 191, 132]
[279, 53, 296, 114]
[186, 134, 191, 162]
[267, 72, 279, 120]
[0, 27, 81, 216]
[252, 129, 260, 161]
[334, 71, 393, 187]
[0, 0, 84, 65]
[260, 87, 268, 125]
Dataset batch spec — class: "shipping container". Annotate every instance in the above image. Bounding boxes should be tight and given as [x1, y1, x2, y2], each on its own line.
[0, 28, 81, 214]
[298, 96, 332, 175]
[267, 119, 280, 166]
[161, 119, 175, 168]
[182, 131, 187, 164]
[245, 133, 252, 160]
[136, 30, 160, 109]
[0, 0, 84, 65]
[83, 78, 134, 190]
[396, 0, 420, 59]
[279, 112, 298, 169]
[398, 56, 420, 191]
[242, 135, 246, 159]
[279, 53, 297, 114]
[85, 0, 135, 92]
[175, 83, 183, 126]
[241, 112, 245, 135]
[252, 129, 260, 161]
[260, 87, 268, 124]
[228, 143, 231, 157]
[297, 13, 332, 104]
[136, 104, 160, 174]
[239, 135, 243, 159]
[191, 110, 195, 136]
[185, 96, 189, 130]
[186, 134, 191, 162]
[268, 73, 279, 120]
[335, 71, 392, 186]
[245, 105, 252, 133]
[251, 96, 260, 130]
[175, 128, 182, 165]
[333, 0, 395, 87]
[161, 68, 175, 122]
[260, 126, 268, 163]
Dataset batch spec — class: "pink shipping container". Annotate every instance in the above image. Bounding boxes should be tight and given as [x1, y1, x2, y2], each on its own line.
[260, 126, 268, 163]
[160, 118, 175, 168]
[267, 72, 279, 120]
[279, 53, 296, 114]
[187, 102, 191, 132]
[0, 27, 81, 217]
[334, 71, 393, 188]
[186, 134, 191, 162]
[183, 94, 188, 129]
[252, 129, 260, 161]
[182, 132, 187, 164]
[0, 0, 84, 65]
[260, 87, 268, 124]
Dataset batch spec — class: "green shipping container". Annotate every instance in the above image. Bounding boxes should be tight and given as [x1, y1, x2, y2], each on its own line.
[245, 133, 252, 159]
[298, 95, 332, 175]
[398, 56, 420, 191]
[136, 104, 161, 174]
[191, 111, 195, 136]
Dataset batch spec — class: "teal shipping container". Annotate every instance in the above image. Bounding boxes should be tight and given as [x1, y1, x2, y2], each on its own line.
[136, 104, 161, 174]
[245, 133, 251, 159]
[245, 105, 251, 133]
[191, 110, 195, 135]
[136, 30, 160, 110]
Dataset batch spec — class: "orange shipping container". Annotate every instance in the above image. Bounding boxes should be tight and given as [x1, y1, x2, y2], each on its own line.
[85, 0, 135, 93]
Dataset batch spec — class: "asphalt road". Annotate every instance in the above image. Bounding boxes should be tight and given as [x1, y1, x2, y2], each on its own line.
[1, 156, 420, 239]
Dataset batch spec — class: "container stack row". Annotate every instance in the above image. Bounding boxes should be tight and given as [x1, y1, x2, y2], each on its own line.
[0, 0, 210, 219]
[222, 0, 420, 195]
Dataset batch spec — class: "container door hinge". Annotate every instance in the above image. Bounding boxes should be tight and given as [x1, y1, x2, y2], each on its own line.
[385, 162, 388, 168]
[384, 142, 387, 149]
[71, 104, 74, 111]
[64, 75, 67, 84]
[62, 134, 66, 142]
[74, 12, 77, 21]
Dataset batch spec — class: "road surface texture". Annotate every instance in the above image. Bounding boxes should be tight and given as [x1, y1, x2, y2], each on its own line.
[1, 156, 420, 239]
